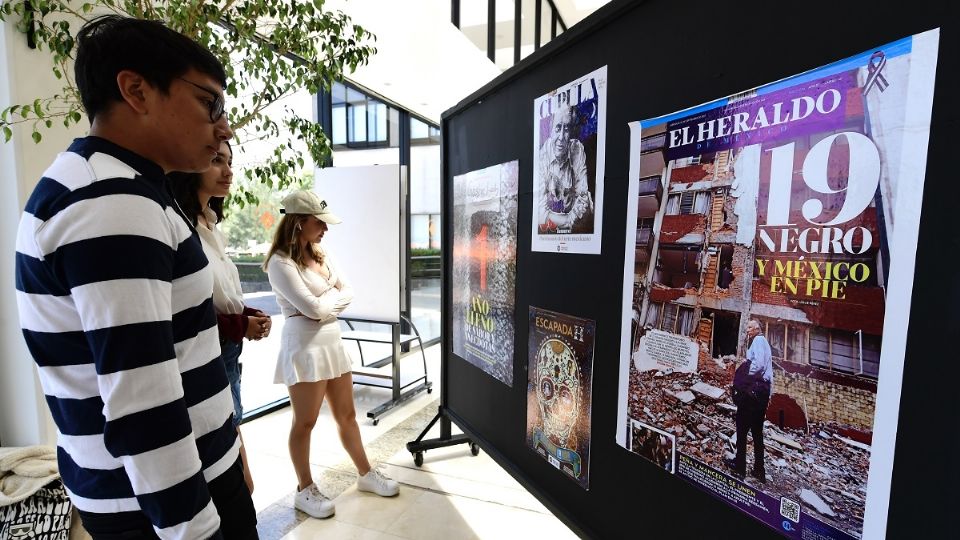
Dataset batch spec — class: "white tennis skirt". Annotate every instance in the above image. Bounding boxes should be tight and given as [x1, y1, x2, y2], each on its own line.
[274, 316, 353, 386]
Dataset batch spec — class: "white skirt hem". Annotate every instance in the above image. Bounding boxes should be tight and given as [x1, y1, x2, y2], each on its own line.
[274, 317, 354, 386]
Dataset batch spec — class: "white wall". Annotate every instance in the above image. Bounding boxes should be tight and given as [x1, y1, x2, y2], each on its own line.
[332, 146, 400, 167]
[0, 17, 86, 446]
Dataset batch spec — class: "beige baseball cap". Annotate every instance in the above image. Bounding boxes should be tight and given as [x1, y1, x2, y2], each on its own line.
[280, 190, 342, 224]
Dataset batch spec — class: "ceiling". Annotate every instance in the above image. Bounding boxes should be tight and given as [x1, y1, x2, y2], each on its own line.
[324, 0, 610, 123]
[457, 0, 610, 69]
[323, 0, 500, 124]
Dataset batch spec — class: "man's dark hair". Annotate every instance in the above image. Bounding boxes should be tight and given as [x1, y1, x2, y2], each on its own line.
[75, 15, 227, 121]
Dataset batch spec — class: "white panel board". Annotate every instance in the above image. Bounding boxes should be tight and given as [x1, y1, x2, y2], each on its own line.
[315, 165, 402, 323]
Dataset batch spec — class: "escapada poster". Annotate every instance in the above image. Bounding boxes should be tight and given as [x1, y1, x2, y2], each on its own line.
[526, 307, 595, 490]
[451, 160, 519, 386]
[532, 66, 607, 254]
[615, 31, 939, 539]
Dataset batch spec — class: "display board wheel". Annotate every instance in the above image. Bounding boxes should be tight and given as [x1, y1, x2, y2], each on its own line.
[414, 452, 424, 467]
[427, 387, 433, 394]
[470, 442, 480, 456]
[372, 419, 379, 426]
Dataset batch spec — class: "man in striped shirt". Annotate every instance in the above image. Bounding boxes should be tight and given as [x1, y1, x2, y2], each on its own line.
[14, 16, 256, 539]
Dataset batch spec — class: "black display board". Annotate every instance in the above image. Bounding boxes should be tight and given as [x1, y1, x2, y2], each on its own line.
[440, 1, 958, 537]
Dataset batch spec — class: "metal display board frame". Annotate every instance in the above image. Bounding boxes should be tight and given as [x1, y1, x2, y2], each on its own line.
[423, 0, 959, 538]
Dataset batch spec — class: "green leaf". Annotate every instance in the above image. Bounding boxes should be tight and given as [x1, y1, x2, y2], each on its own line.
[2, 126, 12, 143]
[32, 131, 42, 144]
[1, 0, 375, 198]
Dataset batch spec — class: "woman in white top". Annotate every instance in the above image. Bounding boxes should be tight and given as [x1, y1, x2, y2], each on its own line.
[263, 190, 399, 519]
[170, 140, 272, 494]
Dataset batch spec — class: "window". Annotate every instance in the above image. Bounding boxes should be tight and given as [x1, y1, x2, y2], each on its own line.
[638, 174, 662, 186]
[714, 245, 734, 290]
[332, 106, 346, 145]
[331, 82, 347, 145]
[755, 319, 813, 364]
[367, 100, 388, 143]
[346, 87, 367, 143]
[694, 191, 710, 214]
[665, 194, 679, 215]
[809, 327, 880, 378]
[636, 217, 654, 245]
[320, 78, 440, 349]
[645, 302, 661, 328]
[411, 117, 441, 146]
[409, 115, 441, 343]
[411, 214, 431, 249]
[673, 155, 702, 167]
[654, 247, 702, 289]
[640, 132, 667, 153]
[411, 213, 441, 251]
[330, 81, 400, 149]
[647, 302, 695, 336]
[767, 322, 786, 361]
[666, 191, 710, 215]
[677, 306, 695, 336]
[786, 325, 807, 364]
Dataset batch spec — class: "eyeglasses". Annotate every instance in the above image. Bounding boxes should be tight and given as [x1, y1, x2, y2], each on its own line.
[178, 77, 225, 123]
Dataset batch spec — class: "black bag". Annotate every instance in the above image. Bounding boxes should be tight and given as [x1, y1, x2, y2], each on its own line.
[0, 479, 72, 540]
[733, 360, 770, 404]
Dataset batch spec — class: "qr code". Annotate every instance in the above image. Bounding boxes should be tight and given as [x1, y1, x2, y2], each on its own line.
[780, 497, 800, 523]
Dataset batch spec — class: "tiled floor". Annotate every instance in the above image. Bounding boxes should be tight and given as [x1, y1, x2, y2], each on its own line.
[243, 343, 577, 540]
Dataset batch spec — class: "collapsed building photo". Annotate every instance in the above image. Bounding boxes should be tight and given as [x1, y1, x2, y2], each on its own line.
[624, 111, 885, 538]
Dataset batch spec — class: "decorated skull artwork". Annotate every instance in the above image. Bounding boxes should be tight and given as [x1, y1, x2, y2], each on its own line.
[535, 338, 581, 446]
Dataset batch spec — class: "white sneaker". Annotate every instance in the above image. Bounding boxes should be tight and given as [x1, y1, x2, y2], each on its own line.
[357, 466, 399, 497]
[294, 483, 335, 518]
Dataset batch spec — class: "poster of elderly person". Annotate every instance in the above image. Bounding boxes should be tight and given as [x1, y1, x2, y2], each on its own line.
[532, 66, 607, 254]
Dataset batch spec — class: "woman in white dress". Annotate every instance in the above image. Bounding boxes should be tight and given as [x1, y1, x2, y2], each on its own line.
[263, 190, 399, 519]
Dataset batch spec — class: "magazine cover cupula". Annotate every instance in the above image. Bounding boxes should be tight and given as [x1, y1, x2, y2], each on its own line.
[532, 66, 607, 254]
[615, 31, 939, 539]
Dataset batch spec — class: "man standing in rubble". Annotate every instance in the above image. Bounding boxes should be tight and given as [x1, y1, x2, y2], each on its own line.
[728, 319, 773, 482]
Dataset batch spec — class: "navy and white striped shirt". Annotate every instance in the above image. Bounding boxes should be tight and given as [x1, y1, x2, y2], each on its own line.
[15, 137, 239, 539]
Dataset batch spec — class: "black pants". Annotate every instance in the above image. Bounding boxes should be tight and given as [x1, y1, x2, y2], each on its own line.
[79, 458, 257, 539]
[734, 392, 770, 475]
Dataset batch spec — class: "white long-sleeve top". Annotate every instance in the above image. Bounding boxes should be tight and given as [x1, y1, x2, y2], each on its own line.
[266, 251, 353, 321]
[747, 334, 774, 384]
[196, 206, 244, 316]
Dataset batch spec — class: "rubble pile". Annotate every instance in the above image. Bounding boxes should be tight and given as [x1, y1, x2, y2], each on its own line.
[627, 365, 870, 538]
